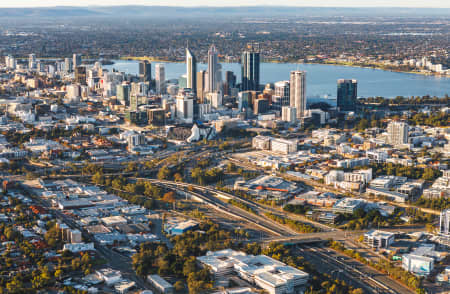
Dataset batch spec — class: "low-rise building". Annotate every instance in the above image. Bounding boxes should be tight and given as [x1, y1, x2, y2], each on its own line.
[96, 268, 122, 286]
[363, 230, 395, 248]
[147, 275, 174, 294]
[197, 249, 309, 294]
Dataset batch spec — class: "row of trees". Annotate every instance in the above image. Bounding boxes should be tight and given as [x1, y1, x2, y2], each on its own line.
[371, 162, 442, 181]
[415, 196, 450, 210]
[264, 212, 318, 233]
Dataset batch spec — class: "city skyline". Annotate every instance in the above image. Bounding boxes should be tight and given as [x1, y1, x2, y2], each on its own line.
[1, 1, 449, 8]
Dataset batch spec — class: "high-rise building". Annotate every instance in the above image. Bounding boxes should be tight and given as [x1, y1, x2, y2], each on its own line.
[282, 106, 297, 123]
[241, 44, 260, 91]
[73, 54, 82, 68]
[139, 61, 152, 84]
[196, 70, 206, 103]
[224, 71, 237, 96]
[387, 121, 409, 146]
[75, 66, 87, 85]
[186, 48, 197, 94]
[179, 75, 188, 89]
[440, 209, 450, 237]
[5, 55, 16, 69]
[290, 71, 307, 119]
[205, 92, 223, 108]
[117, 84, 130, 106]
[253, 99, 269, 114]
[273, 81, 290, 111]
[176, 88, 195, 123]
[64, 58, 73, 73]
[155, 63, 165, 95]
[337, 79, 357, 111]
[28, 54, 36, 70]
[207, 44, 219, 93]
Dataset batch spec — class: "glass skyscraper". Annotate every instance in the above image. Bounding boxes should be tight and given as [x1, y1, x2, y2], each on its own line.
[241, 48, 260, 92]
[337, 79, 357, 111]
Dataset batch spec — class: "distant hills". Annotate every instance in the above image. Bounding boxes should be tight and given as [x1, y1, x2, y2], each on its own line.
[0, 6, 449, 18]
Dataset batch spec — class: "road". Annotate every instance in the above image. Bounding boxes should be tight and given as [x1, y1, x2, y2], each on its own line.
[138, 178, 333, 233]
[146, 179, 298, 237]
[298, 245, 415, 294]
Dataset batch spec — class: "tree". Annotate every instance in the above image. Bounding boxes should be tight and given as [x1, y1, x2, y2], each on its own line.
[158, 166, 171, 180]
[54, 269, 63, 280]
[162, 191, 176, 203]
[92, 172, 104, 185]
[174, 280, 185, 292]
[173, 173, 183, 182]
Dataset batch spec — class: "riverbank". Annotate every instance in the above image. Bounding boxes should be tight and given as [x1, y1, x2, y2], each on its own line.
[118, 56, 448, 78]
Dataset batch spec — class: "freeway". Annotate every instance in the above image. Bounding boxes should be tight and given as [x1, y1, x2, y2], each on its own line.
[137, 178, 333, 233]
[145, 179, 299, 237]
[298, 245, 415, 294]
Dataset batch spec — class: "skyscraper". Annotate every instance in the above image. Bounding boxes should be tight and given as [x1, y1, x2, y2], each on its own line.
[64, 58, 73, 73]
[28, 54, 36, 70]
[337, 79, 357, 111]
[75, 66, 87, 85]
[387, 121, 409, 146]
[290, 71, 307, 119]
[241, 44, 260, 91]
[224, 71, 236, 96]
[207, 44, 219, 93]
[196, 70, 206, 103]
[273, 80, 290, 111]
[155, 63, 165, 95]
[176, 88, 195, 123]
[139, 61, 152, 84]
[117, 84, 130, 106]
[73, 54, 82, 68]
[186, 47, 197, 94]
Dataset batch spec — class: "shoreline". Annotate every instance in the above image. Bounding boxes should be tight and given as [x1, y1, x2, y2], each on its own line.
[117, 57, 448, 78]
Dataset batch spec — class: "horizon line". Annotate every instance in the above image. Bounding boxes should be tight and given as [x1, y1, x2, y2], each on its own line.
[1, 5, 450, 9]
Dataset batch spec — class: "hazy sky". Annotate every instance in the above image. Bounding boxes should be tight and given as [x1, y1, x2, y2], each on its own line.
[1, 0, 449, 8]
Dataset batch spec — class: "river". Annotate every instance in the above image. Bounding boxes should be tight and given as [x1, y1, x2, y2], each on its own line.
[104, 60, 450, 99]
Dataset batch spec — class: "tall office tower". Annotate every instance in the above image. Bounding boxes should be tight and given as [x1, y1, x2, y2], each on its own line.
[75, 66, 87, 85]
[48, 65, 55, 75]
[337, 79, 357, 111]
[64, 58, 73, 73]
[116, 84, 130, 106]
[28, 54, 36, 70]
[139, 61, 152, 84]
[176, 88, 195, 123]
[241, 44, 260, 91]
[73, 54, 82, 68]
[5, 55, 16, 69]
[387, 121, 409, 146]
[273, 80, 290, 111]
[207, 44, 219, 92]
[224, 71, 236, 96]
[186, 47, 197, 94]
[440, 209, 450, 237]
[196, 70, 206, 103]
[289, 71, 307, 119]
[155, 63, 165, 95]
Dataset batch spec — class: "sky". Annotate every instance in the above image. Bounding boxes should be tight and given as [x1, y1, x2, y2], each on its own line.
[0, 0, 449, 8]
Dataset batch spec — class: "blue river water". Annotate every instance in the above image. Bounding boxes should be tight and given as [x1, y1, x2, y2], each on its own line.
[104, 60, 450, 99]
